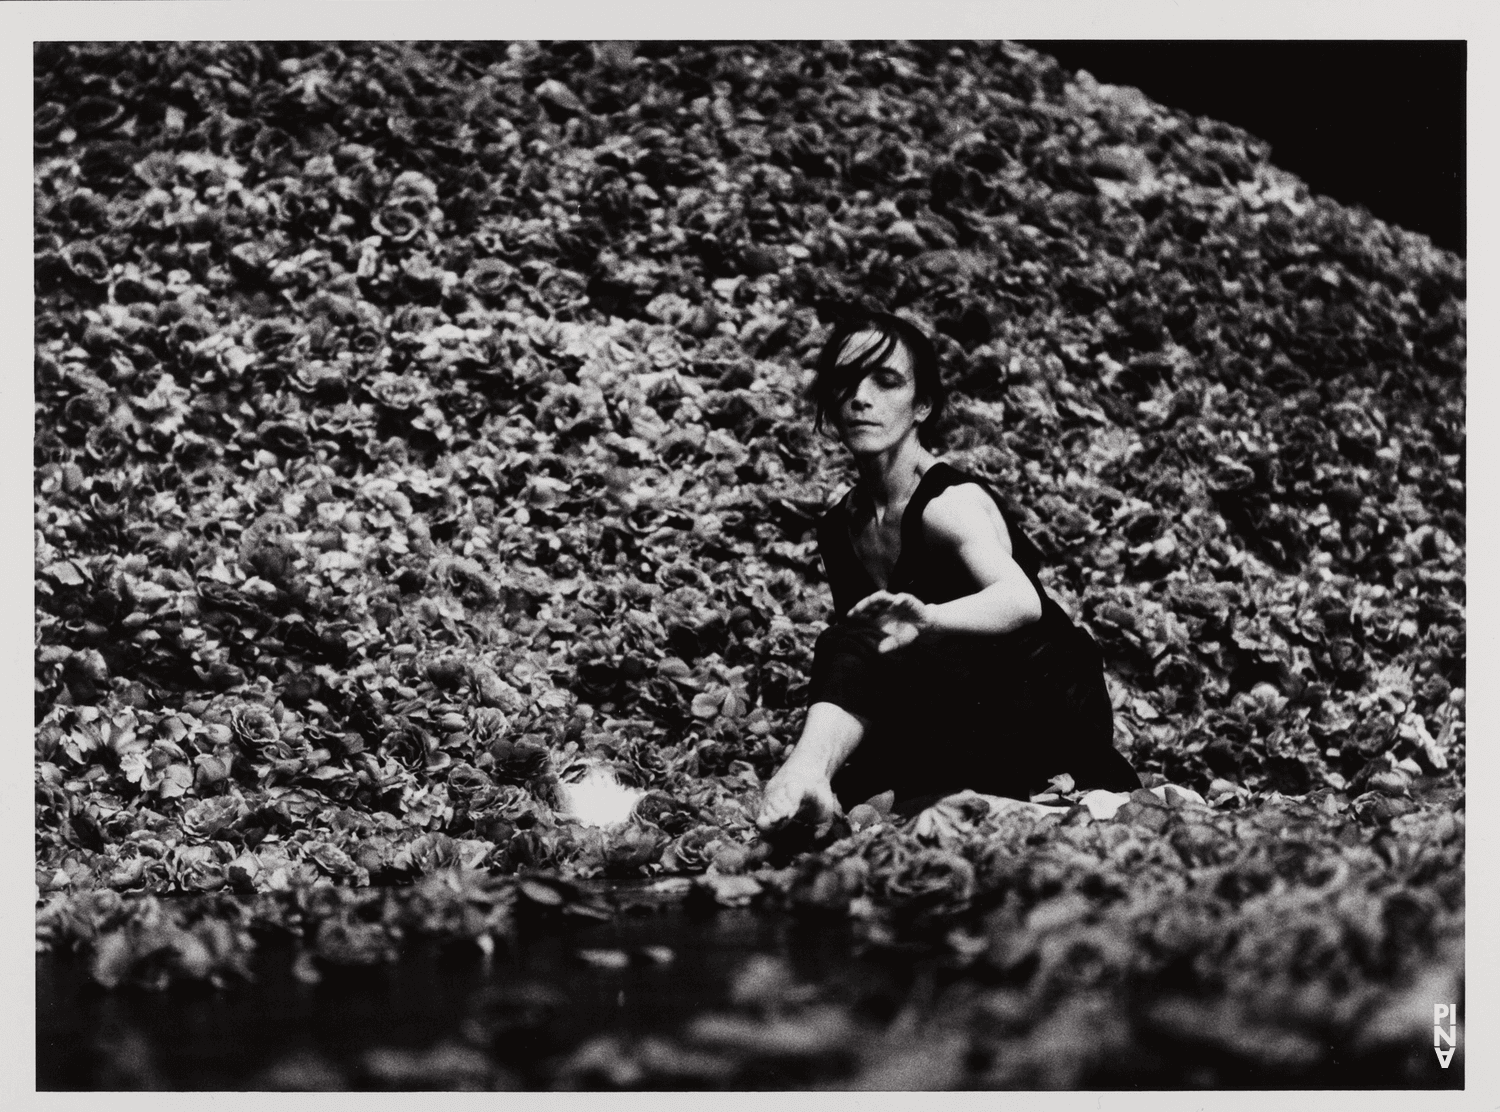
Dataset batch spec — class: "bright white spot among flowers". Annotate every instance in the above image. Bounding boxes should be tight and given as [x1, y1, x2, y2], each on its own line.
[557, 764, 644, 828]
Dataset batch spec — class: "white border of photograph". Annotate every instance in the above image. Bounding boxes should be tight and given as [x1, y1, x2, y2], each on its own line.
[6, 2, 1492, 1109]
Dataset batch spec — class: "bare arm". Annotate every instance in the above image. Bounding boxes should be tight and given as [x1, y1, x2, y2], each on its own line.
[848, 484, 1042, 650]
[923, 483, 1043, 633]
[756, 702, 866, 830]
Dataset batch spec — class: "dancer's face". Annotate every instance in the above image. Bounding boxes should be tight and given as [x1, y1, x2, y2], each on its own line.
[833, 333, 930, 456]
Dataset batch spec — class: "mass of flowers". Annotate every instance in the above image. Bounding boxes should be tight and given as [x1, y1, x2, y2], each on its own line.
[35, 41, 1463, 1088]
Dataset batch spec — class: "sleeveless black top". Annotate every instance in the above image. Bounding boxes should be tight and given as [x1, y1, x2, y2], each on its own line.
[815, 462, 1093, 669]
[810, 462, 1138, 805]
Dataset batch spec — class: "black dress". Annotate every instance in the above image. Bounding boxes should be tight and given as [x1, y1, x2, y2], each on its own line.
[809, 462, 1140, 814]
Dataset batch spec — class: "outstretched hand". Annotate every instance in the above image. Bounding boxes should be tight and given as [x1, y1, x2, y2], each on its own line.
[848, 590, 932, 653]
[756, 759, 841, 832]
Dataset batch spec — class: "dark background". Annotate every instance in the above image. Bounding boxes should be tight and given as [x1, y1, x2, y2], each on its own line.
[1026, 41, 1466, 254]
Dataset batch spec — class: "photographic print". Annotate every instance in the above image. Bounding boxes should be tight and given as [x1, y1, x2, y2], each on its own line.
[32, 35, 1466, 1091]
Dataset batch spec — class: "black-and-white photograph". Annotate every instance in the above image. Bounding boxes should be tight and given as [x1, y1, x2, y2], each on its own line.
[32, 31, 1467, 1092]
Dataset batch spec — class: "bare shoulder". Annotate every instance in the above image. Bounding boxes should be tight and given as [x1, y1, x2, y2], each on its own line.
[922, 482, 1013, 555]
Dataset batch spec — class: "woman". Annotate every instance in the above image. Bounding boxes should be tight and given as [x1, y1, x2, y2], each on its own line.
[756, 312, 1140, 829]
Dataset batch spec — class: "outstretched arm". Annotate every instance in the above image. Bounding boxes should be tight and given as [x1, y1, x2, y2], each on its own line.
[848, 484, 1042, 651]
[756, 702, 866, 830]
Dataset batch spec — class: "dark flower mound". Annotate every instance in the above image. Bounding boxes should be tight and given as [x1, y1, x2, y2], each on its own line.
[35, 41, 1463, 1087]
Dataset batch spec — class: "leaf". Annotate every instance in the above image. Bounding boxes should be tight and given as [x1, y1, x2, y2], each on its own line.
[42, 561, 87, 587]
[691, 690, 724, 719]
[720, 689, 748, 719]
[657, 657, 699, 688]
[1079, 790, 1130, 821]
[118, 750, 149, 786]
[156, 763, 193, 799]
[308, 842, 357, 876]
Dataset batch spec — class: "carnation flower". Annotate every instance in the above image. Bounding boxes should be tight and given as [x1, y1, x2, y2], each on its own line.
[62, 241, 110, 284]
[289, 360, 348, 396]
[661, 825, 719, 873]
[35, 101, 67, 143]
[71, 95, 125, 136]
[372, 200, 428, 242]
[463, 258, 515, 304]
[634, 790, 699, 835]
[347, 326, 385, 355]
[388, 170, 439, 204]
[180, 795, 247, 843]
[231, 704, 281, 752]
[248, 317, 303, 355]
[444, 762, 494, 802]
[257, 420, 311, 457]
[876, 848, 977, 911]
[310, 401, 377, 440]
[366, 371, 432, 411]
[171, 843, 227, 893]
[84, 424, 130, 468]
[250, 126, 300, 170]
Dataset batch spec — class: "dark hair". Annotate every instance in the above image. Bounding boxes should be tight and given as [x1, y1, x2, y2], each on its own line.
[810, 311, 946, 447]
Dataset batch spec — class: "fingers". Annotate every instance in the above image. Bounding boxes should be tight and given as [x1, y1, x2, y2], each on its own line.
[758, 777, 806, 830]
[876, 622, 919, 653]
[793, 785, 842, 826]
[757, 773, 842, 831]
[848, 591, 892, 618]
[792, 793, 825, 824]
[891, 593, 924, 619]
[852, 592, 922, 620]
[756, 785, 795, 830]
